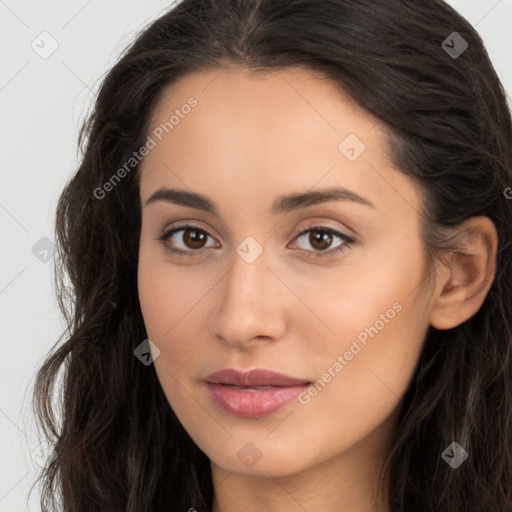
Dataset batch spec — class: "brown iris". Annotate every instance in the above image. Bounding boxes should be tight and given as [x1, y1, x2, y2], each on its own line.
[182, 229, 207, 249]
[309, 230, 333, 251]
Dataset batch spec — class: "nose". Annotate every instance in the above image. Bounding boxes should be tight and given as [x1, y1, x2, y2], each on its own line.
[211, 245, 287, 349]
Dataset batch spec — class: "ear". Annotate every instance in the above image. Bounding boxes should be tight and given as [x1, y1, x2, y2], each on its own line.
[429, 216, 498, 330]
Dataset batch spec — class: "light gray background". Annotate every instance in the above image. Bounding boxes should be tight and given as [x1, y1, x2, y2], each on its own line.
[1, 1, 511, 510]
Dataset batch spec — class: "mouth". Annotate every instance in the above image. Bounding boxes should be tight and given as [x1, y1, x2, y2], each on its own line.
[205, 368, 312, 418]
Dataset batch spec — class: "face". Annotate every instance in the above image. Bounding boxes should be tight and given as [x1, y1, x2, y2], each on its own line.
[137, 66, 435, 478]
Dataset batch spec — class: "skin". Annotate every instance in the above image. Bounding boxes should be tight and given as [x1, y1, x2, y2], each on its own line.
[137, 65, 497, 512]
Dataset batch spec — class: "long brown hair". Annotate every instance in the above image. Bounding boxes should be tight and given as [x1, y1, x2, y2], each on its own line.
[31, 0, 512, 510]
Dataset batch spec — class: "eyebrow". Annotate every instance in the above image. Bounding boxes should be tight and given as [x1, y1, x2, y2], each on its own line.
[144, 186, 376, 215]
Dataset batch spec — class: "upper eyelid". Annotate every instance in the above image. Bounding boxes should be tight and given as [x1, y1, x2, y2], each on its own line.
[163, 224, 217, 241]
[161, 210, 358, 237]
[294, 225, 349, 237]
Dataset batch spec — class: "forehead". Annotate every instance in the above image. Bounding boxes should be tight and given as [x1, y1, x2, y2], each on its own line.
[138, 66, 418, 218]
[146, 65, 379, 151]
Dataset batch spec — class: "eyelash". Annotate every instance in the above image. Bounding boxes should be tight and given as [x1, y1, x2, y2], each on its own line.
[157, 224, 355, 260]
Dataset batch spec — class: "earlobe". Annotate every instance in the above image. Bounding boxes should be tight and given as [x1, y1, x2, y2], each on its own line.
[429, 216, 498, 330]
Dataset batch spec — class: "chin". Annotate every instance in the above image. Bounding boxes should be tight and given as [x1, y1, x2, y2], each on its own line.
[206, 438, 315, 477]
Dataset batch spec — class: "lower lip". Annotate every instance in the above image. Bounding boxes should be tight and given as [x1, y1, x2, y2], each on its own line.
[206, 383, 309, 418]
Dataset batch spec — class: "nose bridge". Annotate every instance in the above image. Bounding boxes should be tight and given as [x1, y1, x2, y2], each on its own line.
[212, 239, 285, 346]
[228, 243, 266, 303]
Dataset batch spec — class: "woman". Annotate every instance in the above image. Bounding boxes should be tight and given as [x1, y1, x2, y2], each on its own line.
[31, 0, 512, 510]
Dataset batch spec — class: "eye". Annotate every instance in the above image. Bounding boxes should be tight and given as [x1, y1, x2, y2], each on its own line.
[157, 225, 217, 258]
[289, 226, 354, 259]
[157, 224, 355, 259]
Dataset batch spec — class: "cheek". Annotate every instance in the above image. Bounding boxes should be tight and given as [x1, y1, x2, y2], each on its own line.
[137, 256, 214, 379]
[137, 260, 206, 423]
[287, 237, 428, 358]
[293, 238, 430, 415]
[138, 252, 208, 337]
[304, 319, 425, 470]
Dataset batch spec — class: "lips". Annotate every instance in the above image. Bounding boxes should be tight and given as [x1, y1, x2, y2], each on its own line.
[205, 368, 311, 418]
[205, 368, 310, 387]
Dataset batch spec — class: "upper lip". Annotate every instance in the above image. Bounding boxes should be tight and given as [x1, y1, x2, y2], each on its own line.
[205, 368, 311, 387]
